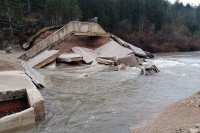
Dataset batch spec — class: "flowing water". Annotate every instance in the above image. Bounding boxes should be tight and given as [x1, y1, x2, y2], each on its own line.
[21, 52, 200, 133]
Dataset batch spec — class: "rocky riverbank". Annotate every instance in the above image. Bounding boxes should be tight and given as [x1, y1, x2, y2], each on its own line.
[132, 91, 200, 133]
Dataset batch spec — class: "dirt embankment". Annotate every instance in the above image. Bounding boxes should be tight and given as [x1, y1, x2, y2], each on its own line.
[0, 52, 23, 71]
[132, 91, 200, 133]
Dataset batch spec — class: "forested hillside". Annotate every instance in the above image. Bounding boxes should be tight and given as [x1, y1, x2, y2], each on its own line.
[0, 0, 200, 52]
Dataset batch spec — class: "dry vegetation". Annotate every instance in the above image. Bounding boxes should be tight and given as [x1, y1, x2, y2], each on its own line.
[115, 20, 200, 53]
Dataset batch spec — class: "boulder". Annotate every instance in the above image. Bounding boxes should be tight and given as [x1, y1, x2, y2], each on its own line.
[117, 54, 138, 67]
[190, 128, 200, 133]
[118, 64, 126, 71]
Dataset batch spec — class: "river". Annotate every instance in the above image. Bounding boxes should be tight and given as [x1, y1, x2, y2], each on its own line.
[20, 52, 200, 133]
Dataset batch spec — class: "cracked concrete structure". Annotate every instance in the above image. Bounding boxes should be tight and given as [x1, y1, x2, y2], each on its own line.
[0, 71, 44, 132]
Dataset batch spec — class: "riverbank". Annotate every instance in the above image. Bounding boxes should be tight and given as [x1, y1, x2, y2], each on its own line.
[132, 91, 200, 133]
[0, 52, 23, 71]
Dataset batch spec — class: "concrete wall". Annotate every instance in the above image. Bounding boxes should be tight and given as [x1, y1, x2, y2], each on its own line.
[26, 88, 44, 120]
[20, 21, 106, 61]
[0, 108, 35, 132]
[0, 71, 45, 122]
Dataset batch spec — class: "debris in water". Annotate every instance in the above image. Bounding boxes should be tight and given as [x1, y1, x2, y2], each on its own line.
[19, 21, 159, 74]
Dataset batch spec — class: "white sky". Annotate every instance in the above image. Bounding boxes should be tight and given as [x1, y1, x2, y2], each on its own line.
[169, 0, 200, 6]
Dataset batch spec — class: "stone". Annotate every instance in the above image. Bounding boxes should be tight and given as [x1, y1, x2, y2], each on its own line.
[190, 128, 200, 133]
[118, 64, 126, 71]
[195, 123, 200, 128]
[72, 46, 98, 64]
[23, 62, 46, 88]
[96, 57, 115, 65]
[117, 54, 138, 67]
[57, 53, 83, 63]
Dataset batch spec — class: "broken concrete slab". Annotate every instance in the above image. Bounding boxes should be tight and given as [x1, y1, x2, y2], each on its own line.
[33, 40, 80, 69]
[72, 46, 98, 63]
[110, 34, 147, 57]
[19, 21, 106, 61]
[0, 71, 45, 120]
[57, 53, 83, 63]
[17, 21, 158, 74]
[95, 40, 133, 58]
[23, 62, 46, 88]
[117, 54, 139, 67]
[96, 56, 117, 62]
[43, 61, 56, 69]
[27, 50, 59, 68]
[126, 42, 147, 57]
[96, 57, 115, 65]
[110, 34, 127, 47]
[0, 108, 35, 132]
[33, 52, 61, 69]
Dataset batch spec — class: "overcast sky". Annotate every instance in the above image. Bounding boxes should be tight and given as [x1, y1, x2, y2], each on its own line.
[169, 0, 200, 6]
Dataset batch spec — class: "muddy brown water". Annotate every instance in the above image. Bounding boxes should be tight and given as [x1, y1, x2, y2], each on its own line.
[19, 52, 200, 133]
[0, 97, 29, 118]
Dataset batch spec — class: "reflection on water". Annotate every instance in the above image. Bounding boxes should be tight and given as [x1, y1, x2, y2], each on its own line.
[21, 52, 200, 133]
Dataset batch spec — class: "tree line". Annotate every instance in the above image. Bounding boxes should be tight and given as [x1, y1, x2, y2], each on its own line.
[0, 0, 200, 52]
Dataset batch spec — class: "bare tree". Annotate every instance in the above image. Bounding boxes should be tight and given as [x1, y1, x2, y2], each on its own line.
[5, 0, 14, 36]
[27, 0, 31, 15]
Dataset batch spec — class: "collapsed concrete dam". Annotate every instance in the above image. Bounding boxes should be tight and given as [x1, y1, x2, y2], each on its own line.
[0, 21, 159, 132]
[19, 21, 158, 74]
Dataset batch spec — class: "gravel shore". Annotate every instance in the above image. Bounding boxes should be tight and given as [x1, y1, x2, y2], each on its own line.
[132, 91, 200, 133]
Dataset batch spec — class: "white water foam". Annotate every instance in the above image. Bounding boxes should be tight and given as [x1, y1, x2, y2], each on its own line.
[149, 58, 186, 68]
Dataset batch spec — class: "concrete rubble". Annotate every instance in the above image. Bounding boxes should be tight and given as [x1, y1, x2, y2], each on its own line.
[19, 21, 159, 74]
[57, 53, 83, 63]
[72, 46, 98, 63]
[27, 50, 59, 68]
